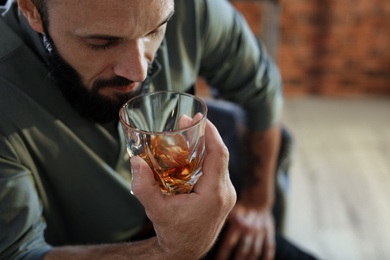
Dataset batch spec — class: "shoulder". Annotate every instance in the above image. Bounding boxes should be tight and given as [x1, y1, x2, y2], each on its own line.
[0, 17, 24, 61]
[173, 0, 235, 22]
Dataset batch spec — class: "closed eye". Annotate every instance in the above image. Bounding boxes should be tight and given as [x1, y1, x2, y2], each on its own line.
[145, 25, 166, 39]
[84, 37, 122, 51]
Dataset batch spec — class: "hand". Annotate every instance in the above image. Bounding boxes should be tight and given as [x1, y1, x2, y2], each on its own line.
[216, 201, 275, 260]
[131, 119, 237, 259]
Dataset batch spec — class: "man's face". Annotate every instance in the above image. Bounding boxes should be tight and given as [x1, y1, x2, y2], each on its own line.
[37, 0, 174, 122]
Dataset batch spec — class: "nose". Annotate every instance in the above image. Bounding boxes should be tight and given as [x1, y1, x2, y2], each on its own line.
[113, 39, 148, 82]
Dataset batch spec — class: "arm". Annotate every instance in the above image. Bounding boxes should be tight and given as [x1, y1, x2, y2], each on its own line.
[216, 126, 281, 260]
[242, 126, 281, 214]
[44, 239, 161, 260]
[197, 0, 284, 259]
[1, 120, 236, 260]
[45, 120, 236, 259]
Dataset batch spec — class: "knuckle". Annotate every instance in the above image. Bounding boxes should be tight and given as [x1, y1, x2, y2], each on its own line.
[216, 183, 237, 213]
[220, 143, 230, 162]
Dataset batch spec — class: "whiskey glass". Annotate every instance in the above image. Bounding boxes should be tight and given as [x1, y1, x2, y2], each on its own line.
[119, 91, 208, 195]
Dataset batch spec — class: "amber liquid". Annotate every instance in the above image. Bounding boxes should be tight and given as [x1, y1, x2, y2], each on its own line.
[139, 134, 204, 195]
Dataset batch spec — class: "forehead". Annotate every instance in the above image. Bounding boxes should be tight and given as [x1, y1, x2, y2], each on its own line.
[47, 0, 174, 37]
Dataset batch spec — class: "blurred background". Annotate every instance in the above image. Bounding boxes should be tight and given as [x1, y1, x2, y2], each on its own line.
[2, 0, 389, 259]
[228, 0, 390, 259]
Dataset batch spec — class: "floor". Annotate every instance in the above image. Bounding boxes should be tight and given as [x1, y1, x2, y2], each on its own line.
[282, 97, 390, 260]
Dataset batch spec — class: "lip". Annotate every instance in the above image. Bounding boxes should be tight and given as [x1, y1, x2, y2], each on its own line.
[110, 83, 137, 93]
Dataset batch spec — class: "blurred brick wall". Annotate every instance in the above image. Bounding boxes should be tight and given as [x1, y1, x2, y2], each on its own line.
[232, 0, 390, 97]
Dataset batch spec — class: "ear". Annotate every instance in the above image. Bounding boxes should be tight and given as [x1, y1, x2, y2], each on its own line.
[17, 0, 45, 34]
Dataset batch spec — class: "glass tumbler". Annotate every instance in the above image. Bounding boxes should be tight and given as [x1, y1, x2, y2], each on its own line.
[119, 91, 208, 195]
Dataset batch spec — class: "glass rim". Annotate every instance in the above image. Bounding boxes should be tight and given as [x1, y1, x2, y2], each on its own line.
[119, 90, 208, 135]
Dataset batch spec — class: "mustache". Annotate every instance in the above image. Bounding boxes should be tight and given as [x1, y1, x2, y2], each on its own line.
[92, 76, 133, 92]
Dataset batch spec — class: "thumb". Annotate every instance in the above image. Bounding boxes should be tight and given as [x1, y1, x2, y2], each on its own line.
[130, 156, 162, 207]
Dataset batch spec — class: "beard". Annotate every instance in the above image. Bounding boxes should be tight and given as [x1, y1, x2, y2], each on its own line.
[42, 33, 149, 123]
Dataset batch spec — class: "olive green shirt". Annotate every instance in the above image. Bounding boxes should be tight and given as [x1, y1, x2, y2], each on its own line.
[0, 0, 283, 259]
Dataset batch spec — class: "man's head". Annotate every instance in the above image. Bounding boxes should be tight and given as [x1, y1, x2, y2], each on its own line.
[17, 0, 174, 122]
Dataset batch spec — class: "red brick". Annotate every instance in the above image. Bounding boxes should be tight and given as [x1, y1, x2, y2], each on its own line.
[229, 0, 390, 97]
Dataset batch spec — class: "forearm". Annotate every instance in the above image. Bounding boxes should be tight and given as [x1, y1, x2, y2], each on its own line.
[241, 124, 281, 208]
[43, 237, 169, 260]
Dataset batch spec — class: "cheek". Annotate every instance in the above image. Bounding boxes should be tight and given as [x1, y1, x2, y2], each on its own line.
[143, 36, 165, 62]
[46, 18, 111, 87]
[54, 38, 111, 86]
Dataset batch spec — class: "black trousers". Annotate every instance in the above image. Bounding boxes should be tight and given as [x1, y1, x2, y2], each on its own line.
[205, 100, 318, 260]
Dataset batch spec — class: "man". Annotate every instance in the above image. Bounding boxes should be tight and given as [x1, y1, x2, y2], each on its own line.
[0, 0, 315, 259]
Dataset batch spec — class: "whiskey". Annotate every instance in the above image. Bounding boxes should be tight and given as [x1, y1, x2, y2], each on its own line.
[134, 134, 205, 195]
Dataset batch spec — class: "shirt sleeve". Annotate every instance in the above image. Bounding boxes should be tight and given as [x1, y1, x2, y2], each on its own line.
[0, 133, 52, 260]
[197, 0, 283, 130]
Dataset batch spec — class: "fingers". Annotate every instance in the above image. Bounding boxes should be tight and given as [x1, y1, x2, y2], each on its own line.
[239, 227, 275, 260]
[128, 119, 236, 259]
[254, 233, 264, 258]
[130, 156, 163, 209]
[233, 212, 261, 260]
[177, 113, 204, 129]
[178, 114, 193, 129]
[216, 229, 261, 260]
[192, 112, 204, 124]
[260, 225, 275, 260]
[204, 119, 226, 153]
[193, 119, 231, 195]
[215, 225, 240, 260]
[215, 205, 276, 260]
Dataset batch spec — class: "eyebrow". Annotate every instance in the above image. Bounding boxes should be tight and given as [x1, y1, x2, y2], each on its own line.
[78, 9, 175, 40]
[158, 9, 175, 28]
